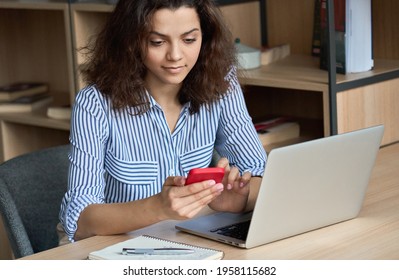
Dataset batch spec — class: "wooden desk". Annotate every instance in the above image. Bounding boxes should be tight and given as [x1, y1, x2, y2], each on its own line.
[21, 143, 399, 260]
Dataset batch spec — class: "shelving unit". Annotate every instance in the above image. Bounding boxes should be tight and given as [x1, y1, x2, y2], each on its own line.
[240, 0, 399, 146]
[0, 0, 73, 162]
[325, 0, 399, 143]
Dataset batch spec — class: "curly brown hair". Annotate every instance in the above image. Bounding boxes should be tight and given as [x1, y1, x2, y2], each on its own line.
[80, 0, 237, 114]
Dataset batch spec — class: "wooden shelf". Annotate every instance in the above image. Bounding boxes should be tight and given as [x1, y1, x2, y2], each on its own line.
[336, 59, 399, 84]
[0, 1, 69, 10]
[0, 111, 70, 131]
[240, 55, 399, 89]
[239, 55, 327, 91]
[0, 120, 70, 162]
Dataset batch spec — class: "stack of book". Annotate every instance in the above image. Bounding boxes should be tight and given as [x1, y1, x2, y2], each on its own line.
[254, 117, 300, 150]
[46, 105, 72, 120]
[0, 82, 52, 113]
[316, 0, 373, 74]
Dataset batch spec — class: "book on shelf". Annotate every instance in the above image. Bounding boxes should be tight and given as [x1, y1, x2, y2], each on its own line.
[253, 116, 290, 131]
[88, 235, 224, 260]
[0, 93, 53, 113]
[311, 0, 322, 57]
[0, 82, 48, 102]
[254, 117, 300, 147]
[47, 105, 72, 120]
[319, 0, 373, 74]
[261, 44, 290, 65]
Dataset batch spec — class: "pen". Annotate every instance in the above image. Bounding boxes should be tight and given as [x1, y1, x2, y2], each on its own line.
[122, 247, 195, 255]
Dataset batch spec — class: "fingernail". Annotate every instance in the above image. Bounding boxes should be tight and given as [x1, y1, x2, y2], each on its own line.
[240, 182, 244, 187]
[208, 180, 216, 186]
[215, 184, 224, 191]
[227, 184, 232, 190]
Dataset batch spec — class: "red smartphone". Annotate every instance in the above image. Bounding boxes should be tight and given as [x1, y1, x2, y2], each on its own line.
[185, 167, 225, 185]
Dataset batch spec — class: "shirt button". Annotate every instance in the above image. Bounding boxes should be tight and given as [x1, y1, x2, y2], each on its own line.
[169, 169, 175, 176]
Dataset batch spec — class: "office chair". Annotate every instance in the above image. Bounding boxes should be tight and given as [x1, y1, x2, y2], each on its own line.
[0, 145, 70, 259]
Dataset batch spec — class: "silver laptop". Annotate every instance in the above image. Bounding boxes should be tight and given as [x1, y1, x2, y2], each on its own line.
[176, 125, 384, 249]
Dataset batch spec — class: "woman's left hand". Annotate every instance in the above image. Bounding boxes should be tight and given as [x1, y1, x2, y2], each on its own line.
[208, 157, 252, 213]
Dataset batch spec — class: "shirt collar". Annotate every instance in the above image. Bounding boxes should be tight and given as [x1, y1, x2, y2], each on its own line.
[146, 89, 191, 111]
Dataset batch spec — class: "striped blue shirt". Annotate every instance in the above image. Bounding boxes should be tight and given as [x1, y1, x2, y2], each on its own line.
[59, 70, 267, 241]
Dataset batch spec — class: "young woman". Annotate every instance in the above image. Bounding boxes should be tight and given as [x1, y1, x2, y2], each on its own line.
[59, 0, 266, 242]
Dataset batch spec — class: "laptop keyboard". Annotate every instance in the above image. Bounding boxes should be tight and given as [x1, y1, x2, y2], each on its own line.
[210, 220, 250, 241]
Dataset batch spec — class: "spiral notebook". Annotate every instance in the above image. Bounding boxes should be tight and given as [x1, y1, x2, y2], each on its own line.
[88, 235, 224, 260]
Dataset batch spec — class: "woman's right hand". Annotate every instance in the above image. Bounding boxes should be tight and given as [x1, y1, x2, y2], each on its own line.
[155, 176, 224, 221]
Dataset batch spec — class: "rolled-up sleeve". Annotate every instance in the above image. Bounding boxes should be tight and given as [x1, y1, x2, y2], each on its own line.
[215, 70, 267, 176]
[59, 86, 109, 241]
